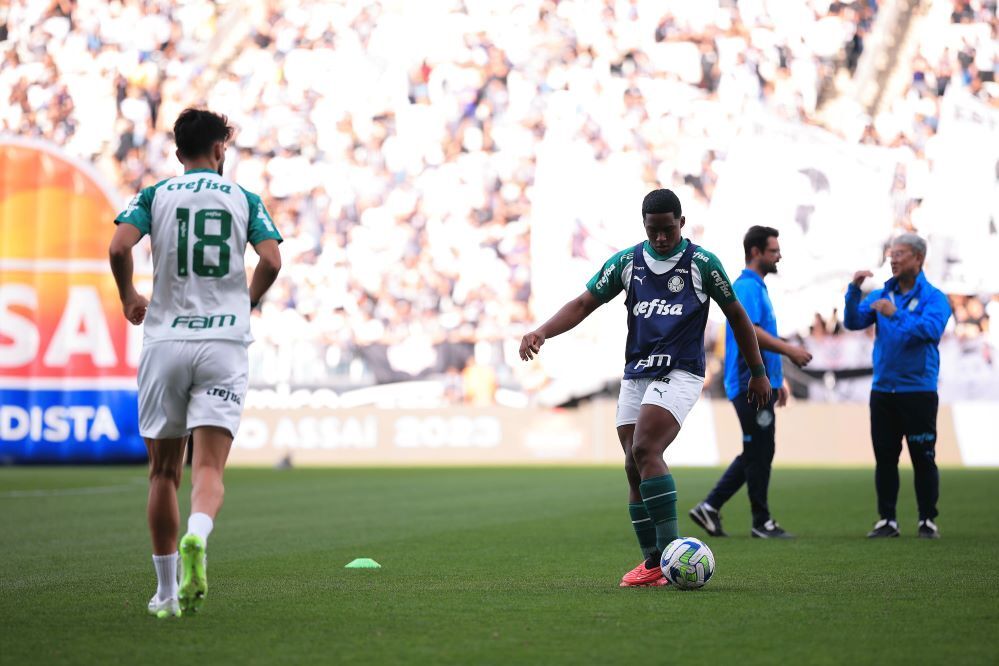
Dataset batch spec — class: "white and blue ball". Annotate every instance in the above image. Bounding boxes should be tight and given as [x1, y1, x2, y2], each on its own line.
[660, 537, 715, 589]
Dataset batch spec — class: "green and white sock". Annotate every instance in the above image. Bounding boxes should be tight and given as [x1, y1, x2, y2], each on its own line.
[639, 474, 679, 553]
[629, 503, 659, 561]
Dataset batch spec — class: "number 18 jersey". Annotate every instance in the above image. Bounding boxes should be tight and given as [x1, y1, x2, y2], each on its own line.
[115, 168, 282, 344]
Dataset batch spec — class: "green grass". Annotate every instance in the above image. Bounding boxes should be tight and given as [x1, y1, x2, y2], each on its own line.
[1, 467, 997, 665]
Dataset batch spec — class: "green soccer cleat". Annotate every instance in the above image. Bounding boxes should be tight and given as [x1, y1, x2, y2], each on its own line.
[179, 534, 207, 613]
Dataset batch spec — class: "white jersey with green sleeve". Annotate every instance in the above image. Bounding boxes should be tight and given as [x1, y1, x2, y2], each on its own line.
[115, 168, 283, 344]
[585, 239, 737, 306]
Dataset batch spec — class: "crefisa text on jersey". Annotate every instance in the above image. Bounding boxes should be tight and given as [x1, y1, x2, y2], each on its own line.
[164, 177, 232, 194]
[631, 299, 685, 318]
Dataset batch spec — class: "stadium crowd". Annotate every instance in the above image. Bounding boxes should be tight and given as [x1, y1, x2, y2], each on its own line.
[2, 0, 996, 402]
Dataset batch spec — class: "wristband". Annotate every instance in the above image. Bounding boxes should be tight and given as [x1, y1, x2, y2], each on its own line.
[750, 364, 766, 378]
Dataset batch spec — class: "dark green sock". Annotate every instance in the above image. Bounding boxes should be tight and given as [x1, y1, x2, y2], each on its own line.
[628, 503, 659, 560]
[639, 474, 678, 552]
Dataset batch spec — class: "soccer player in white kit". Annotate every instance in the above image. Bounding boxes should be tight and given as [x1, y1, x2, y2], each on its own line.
[108, 108, 282, 617]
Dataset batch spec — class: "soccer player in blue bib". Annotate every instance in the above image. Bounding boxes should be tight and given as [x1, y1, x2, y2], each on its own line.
[519, 189, 771, 587]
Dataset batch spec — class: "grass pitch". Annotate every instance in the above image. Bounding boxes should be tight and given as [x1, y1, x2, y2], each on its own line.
[1, 466, 997, 665]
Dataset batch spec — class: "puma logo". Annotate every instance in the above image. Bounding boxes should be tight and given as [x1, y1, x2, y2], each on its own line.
[633, 275, 645, 285]
[652, 387, 666, 398]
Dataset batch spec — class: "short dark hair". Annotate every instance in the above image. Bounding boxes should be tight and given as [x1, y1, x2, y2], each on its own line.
[743, 225, 779, 262]
[641, 189, 682, 218]
[173, 108, 233, 159]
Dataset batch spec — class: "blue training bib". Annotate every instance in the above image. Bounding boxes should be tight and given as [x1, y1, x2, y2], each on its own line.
[623, 242, 710, 379]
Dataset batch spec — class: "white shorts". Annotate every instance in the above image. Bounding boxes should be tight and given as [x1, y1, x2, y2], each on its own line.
[137, 339, 248, 439]
[615, 369, 705, 428]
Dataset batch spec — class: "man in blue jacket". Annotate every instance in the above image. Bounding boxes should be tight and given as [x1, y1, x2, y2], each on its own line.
[844, 233, 952, 539]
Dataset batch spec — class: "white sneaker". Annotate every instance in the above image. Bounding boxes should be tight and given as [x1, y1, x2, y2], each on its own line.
[147, 595, 182, 618]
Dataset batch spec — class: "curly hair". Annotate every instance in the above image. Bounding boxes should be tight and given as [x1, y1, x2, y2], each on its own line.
[641, 189, 682, 218]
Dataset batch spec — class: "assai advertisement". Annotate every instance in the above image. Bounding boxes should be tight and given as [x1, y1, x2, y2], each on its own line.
[0, 138, 145, 463]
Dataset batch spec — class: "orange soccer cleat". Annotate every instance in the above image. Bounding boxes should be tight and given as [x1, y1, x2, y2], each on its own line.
[619, 560, 669, 587]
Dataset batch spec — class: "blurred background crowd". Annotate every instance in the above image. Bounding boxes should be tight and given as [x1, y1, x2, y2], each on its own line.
[3, 0, 997, 403]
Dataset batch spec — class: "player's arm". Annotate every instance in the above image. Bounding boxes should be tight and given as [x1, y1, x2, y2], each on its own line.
[249, 239, 282, 309]
[108, 222, 148, 326]
[244, 188, 283, 309]
[753, 326, 812, 367]
[519, 290, 601, 361]
[520, 249, 631, 360]
[844, 270, 877, 330]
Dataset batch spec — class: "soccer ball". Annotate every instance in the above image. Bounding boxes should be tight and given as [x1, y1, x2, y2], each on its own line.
[660, 537, 715, 589]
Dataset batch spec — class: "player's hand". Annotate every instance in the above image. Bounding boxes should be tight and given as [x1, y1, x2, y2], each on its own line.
[747, 375, 771, 409]
[870, 299, 897, 317]
[776, 387, 789, 408]
[787, 345, 813, 367]
[851, 270, 873, 288]
[519, 330, 546, 361]
[122, 292, 148, 325]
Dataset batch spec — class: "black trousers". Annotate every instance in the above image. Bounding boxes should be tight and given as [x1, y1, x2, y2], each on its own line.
[705, 393, 777, 527]
[870, 391, 940, 521]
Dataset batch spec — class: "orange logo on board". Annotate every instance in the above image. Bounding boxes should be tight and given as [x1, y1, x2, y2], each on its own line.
[0, 139, 138, 382]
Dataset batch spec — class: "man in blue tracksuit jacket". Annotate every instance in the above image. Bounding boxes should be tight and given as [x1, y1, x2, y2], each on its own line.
[844, 233, 952, 539]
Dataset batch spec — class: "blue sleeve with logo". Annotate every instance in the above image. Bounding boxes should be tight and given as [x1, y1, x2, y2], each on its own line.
[881, 287, 951, 341]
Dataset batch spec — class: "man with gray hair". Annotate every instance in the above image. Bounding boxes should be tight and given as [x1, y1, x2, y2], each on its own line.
[844, 233, 952, 539]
